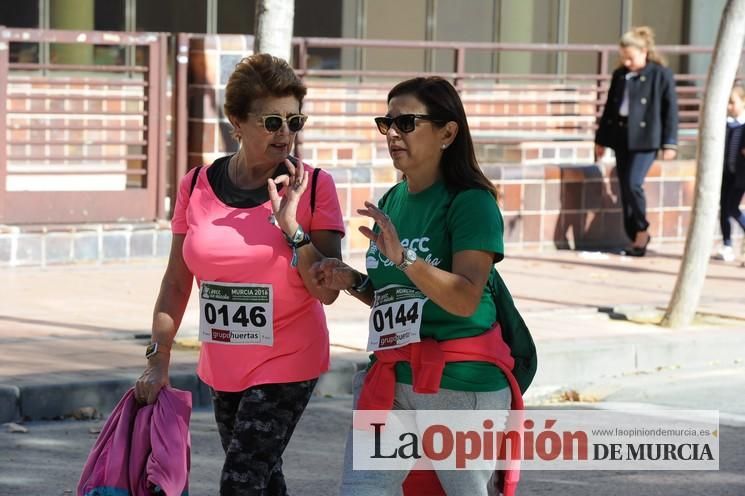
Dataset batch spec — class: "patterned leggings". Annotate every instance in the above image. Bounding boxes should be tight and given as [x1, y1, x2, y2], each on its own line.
[211, 379, 318, 496]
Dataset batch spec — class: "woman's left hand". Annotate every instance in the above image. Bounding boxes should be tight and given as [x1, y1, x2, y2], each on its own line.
[267, 158, 308, 237]
[357, 201, 404, 265]
[310, 258, 358, 291]
[661, 148, 677, 160]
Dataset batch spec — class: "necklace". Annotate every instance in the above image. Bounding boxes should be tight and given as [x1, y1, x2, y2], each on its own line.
[228, 152, 276, 225]
[228, 153, 240, 186]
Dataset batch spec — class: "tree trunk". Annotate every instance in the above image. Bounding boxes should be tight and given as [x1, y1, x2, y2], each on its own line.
[662, 0, 745, 328]
[254, 0, 295, 62]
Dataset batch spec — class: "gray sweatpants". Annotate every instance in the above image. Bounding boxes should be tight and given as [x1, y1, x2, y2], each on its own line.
[339, 370, 511, 496]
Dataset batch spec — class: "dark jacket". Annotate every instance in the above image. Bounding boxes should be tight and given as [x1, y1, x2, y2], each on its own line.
[724, 121, 745, 188]
[595, 61, 679, 152]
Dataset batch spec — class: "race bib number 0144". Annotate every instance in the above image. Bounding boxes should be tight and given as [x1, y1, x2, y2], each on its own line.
[368, 285, 428, 351]
[199, 282, 273, 346]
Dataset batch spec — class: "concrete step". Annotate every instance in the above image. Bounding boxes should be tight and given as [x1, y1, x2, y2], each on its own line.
[3, 324, 744, 422]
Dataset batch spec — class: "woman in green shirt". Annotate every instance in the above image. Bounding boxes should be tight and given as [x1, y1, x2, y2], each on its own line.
[311, 77, 517, 496]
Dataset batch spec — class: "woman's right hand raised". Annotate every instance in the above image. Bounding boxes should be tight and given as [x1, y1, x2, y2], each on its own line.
[267, 158, 308, 238]
[310, 258, 358, 291]
[134, 359, 170, 405]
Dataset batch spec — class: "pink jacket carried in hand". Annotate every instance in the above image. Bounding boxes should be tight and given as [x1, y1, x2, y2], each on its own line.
[77, 387, 192, 496]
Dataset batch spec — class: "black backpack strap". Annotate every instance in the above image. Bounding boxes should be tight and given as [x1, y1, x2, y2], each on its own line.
[310, 167, 321, 214]
[189, 165, 203, 197]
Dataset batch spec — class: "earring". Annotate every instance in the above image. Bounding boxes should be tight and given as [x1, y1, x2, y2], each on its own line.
[441, 144, 448, 150]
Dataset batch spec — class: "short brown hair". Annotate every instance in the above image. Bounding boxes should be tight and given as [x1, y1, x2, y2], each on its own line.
[223, 53, 306, 132]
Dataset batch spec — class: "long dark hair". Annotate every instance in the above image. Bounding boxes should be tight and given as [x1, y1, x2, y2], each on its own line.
[387, 77, 497, 198]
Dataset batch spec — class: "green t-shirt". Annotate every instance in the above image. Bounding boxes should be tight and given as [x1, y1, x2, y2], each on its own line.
[366, 180, 509, 392]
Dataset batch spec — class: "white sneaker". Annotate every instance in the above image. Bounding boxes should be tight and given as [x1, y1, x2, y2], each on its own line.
[714, 245, 735, 262]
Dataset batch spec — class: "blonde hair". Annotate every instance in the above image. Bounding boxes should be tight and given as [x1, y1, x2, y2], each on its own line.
[732, 85, 745, 100]
[619, 26, 666, 66]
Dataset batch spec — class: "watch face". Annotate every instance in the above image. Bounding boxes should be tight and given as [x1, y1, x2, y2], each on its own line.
[405, 248, 417, 262]
[296, 232, 311, 247]
[292, 226, 305, 243]
[145, 343, 157, 358]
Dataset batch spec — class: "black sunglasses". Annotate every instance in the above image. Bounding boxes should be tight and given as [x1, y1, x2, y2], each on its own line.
[255, 113, 308, 133]
[374, 114, 445, 135]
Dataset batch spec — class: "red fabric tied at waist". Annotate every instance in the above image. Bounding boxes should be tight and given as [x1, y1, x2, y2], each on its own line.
[356, 324, 515, 411]
[354, 324, 525, 496]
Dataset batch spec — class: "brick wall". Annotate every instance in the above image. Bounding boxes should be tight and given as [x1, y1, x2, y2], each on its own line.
[6, 80, 148, 192]
[4, 33, 739, 266]
[492, 158, 698, 252]
[176, 34, 741, 256]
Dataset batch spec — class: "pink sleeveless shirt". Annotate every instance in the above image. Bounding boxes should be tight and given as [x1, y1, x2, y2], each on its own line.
[171, 164, 344, 392]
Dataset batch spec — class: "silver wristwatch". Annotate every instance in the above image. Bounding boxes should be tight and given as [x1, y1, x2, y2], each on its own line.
[396, 248, 417, 271]
[285, 225, 306, 245]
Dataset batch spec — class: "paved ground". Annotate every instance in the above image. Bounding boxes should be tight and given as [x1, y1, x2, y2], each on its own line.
[2, 363, 744, 496]
[1, 244, 745, 494]
[2, 245, 744, 388]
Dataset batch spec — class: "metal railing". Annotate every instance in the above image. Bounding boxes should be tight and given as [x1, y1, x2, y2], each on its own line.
[4, 32, 741, 225]
[0, 28, 168, 224]
[288, 37, 734, 143]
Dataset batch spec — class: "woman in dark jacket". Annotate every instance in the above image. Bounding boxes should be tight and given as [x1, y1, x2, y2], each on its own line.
[595, 26, 679, 256]
[715, 85, 745, 262]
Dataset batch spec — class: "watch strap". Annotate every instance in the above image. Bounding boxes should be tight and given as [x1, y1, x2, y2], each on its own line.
[350, 273, 371, 292]
[284, 225, 306, 246]
[396, 248, 417, 271]
[295, 232, 311, 248]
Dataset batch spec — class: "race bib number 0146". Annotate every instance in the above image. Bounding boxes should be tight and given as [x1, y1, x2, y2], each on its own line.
[368, 285, 428, 351]
[199, 282, 273, 346]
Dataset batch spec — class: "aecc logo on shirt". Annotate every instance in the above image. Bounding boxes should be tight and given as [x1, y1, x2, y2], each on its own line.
[367, 237, 442, 269]
[401, 237, 430, 252]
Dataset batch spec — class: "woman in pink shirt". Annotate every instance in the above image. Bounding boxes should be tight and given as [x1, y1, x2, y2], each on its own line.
[135, 53, 344, 495]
